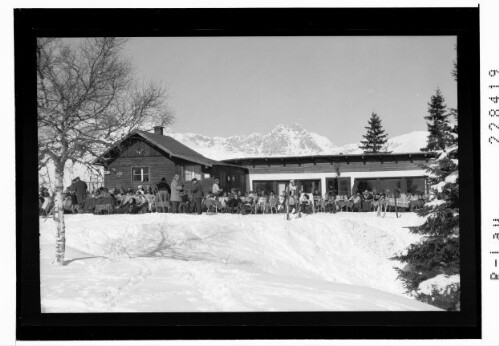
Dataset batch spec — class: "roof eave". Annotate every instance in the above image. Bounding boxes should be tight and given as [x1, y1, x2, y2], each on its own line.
[222, 152, 436, 164]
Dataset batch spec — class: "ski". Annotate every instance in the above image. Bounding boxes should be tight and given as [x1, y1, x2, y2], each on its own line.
[286, 192, 290, 221]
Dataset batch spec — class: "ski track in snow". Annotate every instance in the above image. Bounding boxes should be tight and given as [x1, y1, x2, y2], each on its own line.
[39, 212, 440, 312]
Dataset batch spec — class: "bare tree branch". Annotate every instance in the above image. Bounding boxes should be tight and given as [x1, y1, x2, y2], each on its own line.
[37, 37, 174, 265]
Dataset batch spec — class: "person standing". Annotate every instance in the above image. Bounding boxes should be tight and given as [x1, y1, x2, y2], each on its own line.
[69, 178, 76, 192]
[288, 180, 297, 196]
[286, 179, 298, 215]
[74, 177, 87, 210]
[190, 178, 203, 215]
[170, 174, 182, 213]
[156, 177, 170, 212]
[212, 179, 222, 197]
[179, 185, 189, 213]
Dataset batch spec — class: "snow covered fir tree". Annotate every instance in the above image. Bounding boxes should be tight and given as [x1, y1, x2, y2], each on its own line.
[358, 112, 389, 153]
[420, 88, 454, 151]
[392, 90, 460, 311]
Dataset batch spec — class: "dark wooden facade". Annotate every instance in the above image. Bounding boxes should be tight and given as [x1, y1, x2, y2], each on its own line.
[99, 135, 247, 194]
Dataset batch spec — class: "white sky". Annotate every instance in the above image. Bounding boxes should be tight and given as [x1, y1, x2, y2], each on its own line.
[124, 36, 457, 145]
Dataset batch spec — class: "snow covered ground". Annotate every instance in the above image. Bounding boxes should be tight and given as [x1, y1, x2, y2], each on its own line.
[39, 212, 441, 312]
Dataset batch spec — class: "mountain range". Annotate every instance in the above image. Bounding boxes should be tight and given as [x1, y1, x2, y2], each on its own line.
[39, 123, 429, 189]
[167, 123, 429, 160]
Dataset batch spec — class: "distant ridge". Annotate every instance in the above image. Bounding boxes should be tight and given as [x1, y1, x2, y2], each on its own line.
[166, 123, 429, 160]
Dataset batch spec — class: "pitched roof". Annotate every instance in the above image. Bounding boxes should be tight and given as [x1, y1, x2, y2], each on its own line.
[137, 131, 216, 166]
[95, 130, 243, 168]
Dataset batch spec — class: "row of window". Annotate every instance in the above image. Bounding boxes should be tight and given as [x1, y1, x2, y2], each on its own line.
[130, 169, 427, 195]
[252, 177, 427, 196]
[131, 166, 208, 183]
[253, 179, 321, 196]
[353, 177, 427, 195]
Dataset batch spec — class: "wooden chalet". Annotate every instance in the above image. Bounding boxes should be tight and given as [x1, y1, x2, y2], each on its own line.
[222, 152, 435, 197]
[94, 126, 248, 193]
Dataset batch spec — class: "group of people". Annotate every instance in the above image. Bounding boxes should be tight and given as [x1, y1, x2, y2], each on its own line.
[154, 174, 204, 214]
[307, 187, 426, 215]
[39, 177, 88, 216]
[40, 177, 427, 216]
[39, 175, 210, 215]
[213, 180, 427, 216]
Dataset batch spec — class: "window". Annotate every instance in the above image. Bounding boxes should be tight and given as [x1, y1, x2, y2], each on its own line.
[352, 177, 427, 195]
[184, 165, 202, 181]
[299, 180, 321, 194]
[277, 182, 286, 196]
[338, 178, 351, 196]
[326, 177, 352, 196]
[252, 179, 321, 196]
[354, 179, 379, 194]
[253, 181, 275, 195]
[379, 178, 402, 194]
[407, 177, 427, 195]
[132, 167, 149, 182]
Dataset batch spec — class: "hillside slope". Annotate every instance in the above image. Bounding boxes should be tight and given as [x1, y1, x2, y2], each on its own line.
[40, 212, 440, 312]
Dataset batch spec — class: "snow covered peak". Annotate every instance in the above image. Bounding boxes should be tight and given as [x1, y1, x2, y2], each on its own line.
[167, 127, 429, 160]
[384, 131, 429, 153]
[272, 122, 305, 133]
[167, 123, 337, 160]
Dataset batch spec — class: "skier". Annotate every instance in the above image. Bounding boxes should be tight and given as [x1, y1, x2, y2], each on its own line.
[285, 179, 299, 220]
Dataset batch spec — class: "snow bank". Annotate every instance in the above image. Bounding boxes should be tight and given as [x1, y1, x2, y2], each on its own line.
[418, 274, 460, 295]
[40, 212, 441, 312]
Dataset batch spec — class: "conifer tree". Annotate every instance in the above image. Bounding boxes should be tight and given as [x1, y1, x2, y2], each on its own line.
[421, 89, 453, 151]
[392, 88, 460, 311]
[358, 112, 388, 153]
[451, 44, 458, 83]
[448, 107, 458, 146]
[449, 48, 458, 145]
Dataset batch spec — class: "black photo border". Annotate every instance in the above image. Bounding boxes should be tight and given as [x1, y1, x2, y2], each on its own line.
[15, 7, 481, 341]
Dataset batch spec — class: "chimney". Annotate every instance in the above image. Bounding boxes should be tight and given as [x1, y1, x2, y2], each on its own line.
[153, 126, 164, 135]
